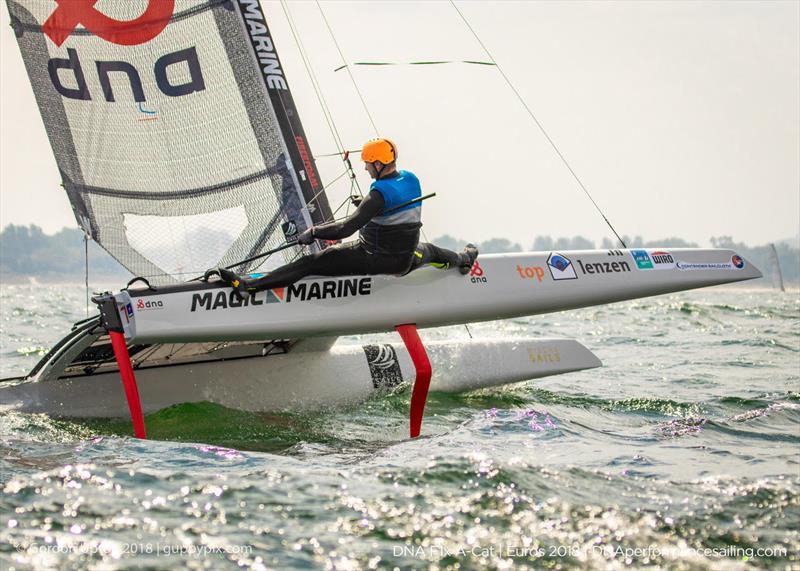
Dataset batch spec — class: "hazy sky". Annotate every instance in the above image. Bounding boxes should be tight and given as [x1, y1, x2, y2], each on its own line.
[1, 0, 798, 248]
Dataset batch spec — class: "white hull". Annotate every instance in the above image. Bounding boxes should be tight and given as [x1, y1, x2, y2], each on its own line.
[113, 248, 762, 343]
[0, 247, 760, 423]
[0, 338, 600, 418]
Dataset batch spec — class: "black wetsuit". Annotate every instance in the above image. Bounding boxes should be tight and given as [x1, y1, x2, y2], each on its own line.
[236, 173, 464, 292]
[239, 188, 415, 291]
[409, 242, 462, 271]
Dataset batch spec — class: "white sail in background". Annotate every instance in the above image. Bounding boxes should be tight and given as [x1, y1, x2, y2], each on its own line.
[769, 243, 785, 292]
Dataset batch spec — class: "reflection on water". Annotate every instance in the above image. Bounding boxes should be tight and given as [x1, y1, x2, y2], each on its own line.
[1, 285, 798, 569]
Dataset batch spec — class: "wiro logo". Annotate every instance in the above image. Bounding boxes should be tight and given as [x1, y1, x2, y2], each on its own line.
[43, 0, 175, 47]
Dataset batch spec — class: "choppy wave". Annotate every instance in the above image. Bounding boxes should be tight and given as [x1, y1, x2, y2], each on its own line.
[1, 286, 798, 569]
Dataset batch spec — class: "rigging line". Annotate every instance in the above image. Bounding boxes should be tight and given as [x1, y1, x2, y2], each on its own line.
[316, 149, 361, 158]
[342, 150, 362, 198]
[419, 223, 429, 244]
[330, 193, 355, 219]
[279, 0, 345, 156]
[321, 168, 350, 190]
[306, 168, 349, 211]
[315, 0, 380, 137]
[346, 179, 356, 218]
[131, 343, 165, 369]
[280, 0, 364, 204]
[83, 232, 89, 317]
[164, 343, 189, 362]
[253, 240, 308, 272]
[334, 60, 496, 70]
[448, 0, 628, 249]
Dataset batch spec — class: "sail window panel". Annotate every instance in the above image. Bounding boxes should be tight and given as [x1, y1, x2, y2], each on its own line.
[123, 207, 249, 281]
[85, 174, 292, 281]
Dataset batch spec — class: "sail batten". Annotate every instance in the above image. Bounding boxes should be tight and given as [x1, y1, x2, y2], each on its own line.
[67, 170, 272, 201]
[8, 0, 332, 283]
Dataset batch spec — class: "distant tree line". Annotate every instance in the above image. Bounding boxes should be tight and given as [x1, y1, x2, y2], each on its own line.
[0, 225, 130, 280]
[0, 224, 797, 285]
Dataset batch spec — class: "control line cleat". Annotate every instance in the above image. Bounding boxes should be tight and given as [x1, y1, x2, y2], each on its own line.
[457, 243, 479, 275]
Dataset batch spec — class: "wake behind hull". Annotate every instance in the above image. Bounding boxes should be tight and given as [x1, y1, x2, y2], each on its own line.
[114, 248, 762, 343]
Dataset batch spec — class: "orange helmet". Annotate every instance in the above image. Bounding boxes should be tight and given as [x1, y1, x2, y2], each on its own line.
[361, 138, 397, 165]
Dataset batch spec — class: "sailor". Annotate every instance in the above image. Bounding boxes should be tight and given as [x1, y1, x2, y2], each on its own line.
[214, 138, 478, 299]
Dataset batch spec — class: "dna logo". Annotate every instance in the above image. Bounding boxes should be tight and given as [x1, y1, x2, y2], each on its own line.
[43, 0, 175, 47]
[469, 261, 487, 284]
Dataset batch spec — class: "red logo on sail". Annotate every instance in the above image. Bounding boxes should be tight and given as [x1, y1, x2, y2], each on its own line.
[43, 0, 175, 47]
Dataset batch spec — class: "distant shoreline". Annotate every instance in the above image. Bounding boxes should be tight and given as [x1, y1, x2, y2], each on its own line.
[0, 273, 131, 286]
[2, 224, 798, 287]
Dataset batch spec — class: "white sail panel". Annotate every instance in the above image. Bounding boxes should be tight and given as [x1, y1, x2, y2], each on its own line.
[7, 0, 333, 283]
[124, 207, 248, 280]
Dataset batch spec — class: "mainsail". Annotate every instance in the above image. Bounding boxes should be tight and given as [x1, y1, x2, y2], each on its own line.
[7, 0, 333, 283]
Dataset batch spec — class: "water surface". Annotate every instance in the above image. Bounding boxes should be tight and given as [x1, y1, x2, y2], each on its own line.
[1, 284, 798, 569]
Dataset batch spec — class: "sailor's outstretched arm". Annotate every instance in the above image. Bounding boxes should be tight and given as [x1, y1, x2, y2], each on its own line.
[311, 190, 385, 240]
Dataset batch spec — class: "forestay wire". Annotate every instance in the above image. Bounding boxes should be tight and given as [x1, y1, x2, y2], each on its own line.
[309, 4, 463, 330]
[313, 1, 435, 243]
[315, 0, 380, 138]
[449, 1, 628, 248]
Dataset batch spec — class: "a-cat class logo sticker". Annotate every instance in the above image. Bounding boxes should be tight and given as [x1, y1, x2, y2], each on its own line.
[43, 0, 175, 46]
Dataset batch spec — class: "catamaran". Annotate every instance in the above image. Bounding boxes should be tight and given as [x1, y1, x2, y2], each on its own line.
[0, 0, 762, 438]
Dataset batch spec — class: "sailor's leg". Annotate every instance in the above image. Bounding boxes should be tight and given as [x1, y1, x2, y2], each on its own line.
[242, 242, 368, 291]
[412, 243, 461, 270]
[219, 244, 415, 298]
[410, 243, 478, 274]
[239, 256, 317, 291]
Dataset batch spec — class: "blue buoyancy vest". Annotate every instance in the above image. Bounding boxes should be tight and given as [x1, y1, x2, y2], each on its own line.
[370, 170, 422, 224]
[359, 170, 423, 255]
